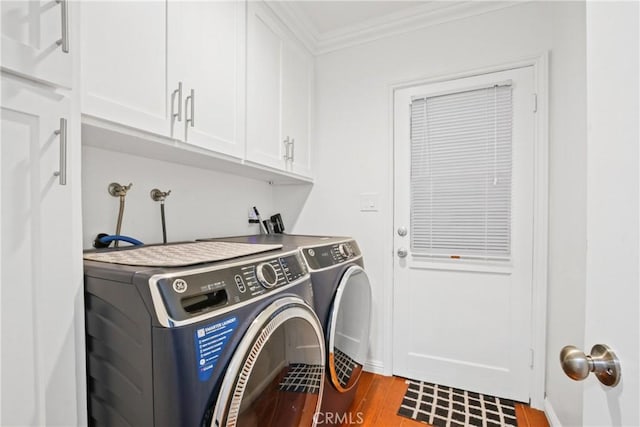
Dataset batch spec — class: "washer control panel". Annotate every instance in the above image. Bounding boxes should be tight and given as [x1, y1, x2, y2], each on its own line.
[153, 250, 308, 322]
[302, 240, 361, 270]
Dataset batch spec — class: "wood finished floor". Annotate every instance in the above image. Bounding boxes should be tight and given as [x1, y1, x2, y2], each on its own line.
[342, 372, 549, 427]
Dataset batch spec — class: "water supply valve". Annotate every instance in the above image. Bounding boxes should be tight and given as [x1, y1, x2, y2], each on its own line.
[108, 182, 133, 197]
[150, 188, 172, 202]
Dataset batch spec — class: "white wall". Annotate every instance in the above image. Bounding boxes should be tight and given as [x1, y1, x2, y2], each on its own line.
[284, 2, 586, 424]
[82, 146, 273, 249]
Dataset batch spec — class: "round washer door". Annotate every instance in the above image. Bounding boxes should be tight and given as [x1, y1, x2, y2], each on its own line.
[212, 297, 325, 427]
[327, 265, 372, 392]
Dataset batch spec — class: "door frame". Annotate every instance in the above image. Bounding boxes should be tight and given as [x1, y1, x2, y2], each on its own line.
[382, 53, 549, 409]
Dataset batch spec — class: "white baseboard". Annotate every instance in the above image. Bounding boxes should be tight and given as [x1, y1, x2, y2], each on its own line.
[363, 359, 386, 375]
[544, 397, 562, 427]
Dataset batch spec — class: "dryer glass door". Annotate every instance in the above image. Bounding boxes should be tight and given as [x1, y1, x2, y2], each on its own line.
[213, 297, 325, 427]
[327, 266, 372, 392]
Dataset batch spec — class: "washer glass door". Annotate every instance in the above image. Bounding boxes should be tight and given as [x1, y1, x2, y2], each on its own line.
[213, 297, 325, 427]
[327, 266, 372, 392]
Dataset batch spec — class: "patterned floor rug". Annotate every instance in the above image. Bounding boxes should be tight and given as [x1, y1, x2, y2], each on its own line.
[397, 380, 518, 427]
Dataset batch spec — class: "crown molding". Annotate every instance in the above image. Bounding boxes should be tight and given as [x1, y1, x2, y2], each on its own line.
[264, 1, 320, 54]
[267, 1, 524, 56]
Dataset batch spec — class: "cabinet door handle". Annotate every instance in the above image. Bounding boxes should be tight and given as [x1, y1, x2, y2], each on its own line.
[283, 136, 290, 160]
[185, 88, 195, 128]
[55, 0, 69, 53]
[53, 118, 68, 185]
[290, 137, 295, 162]
[171, 82, 183, 122]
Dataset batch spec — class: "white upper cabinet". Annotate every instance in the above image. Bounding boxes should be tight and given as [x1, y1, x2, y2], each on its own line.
[81, 1, 245, 159]
[1, 0, 73, 88]
[282, 40, 313, 177]
[81, 1, 171, 137]
[246, 2, 314, 178]
[246, 3, 283, 171]
[169, 1, 246, 159]
[80, 0, 312, 179]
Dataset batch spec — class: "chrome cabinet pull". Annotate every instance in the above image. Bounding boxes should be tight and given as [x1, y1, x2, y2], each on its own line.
[171, 82, 183, 122]
[55, 0, 69, 53]
[283, 136, 290, 160]
[185, 88, 195, 128]
[53, 118, 67, 185]
[282, 137, 295, 162]
[290, 137, 295, 162]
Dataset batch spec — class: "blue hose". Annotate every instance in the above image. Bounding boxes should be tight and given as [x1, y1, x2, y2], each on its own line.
[98, 235, 144, 246]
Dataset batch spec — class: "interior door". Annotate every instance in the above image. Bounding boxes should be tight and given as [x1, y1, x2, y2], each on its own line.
[580, 2, 639, 424]
[1, 0, 72, 88]
[393, 66, 535, 402]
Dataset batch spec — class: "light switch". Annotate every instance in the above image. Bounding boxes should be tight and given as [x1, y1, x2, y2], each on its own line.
[359, 193, 379, 212]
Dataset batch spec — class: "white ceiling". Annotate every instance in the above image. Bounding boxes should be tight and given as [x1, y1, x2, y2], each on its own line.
[269, 1, 516, 55]
[286, 1, 426, 35]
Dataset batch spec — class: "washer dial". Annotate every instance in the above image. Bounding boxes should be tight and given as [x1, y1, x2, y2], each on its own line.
[256, 262, 278, 289]
[338, 243, 352, 258]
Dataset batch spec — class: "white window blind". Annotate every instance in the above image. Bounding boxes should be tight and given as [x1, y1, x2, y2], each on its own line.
[410, 83, 513, 260]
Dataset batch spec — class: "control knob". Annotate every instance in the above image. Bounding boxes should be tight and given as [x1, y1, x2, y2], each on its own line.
[256, 262, 278, 289]
[338, 243, 352, 258]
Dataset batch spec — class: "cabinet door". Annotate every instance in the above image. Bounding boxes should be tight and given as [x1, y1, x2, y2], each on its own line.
[1, 74, 82, 426]
[172, 1, 246, 159]
[1, 0, 72, 88]
[246, 2, 286, 170]
[282, 40, 313, 177]
[81, 1, 172, 137]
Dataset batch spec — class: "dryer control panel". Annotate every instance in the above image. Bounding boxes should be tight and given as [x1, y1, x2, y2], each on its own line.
[151, 250, 308, 324]
[301, 240, 361, 271]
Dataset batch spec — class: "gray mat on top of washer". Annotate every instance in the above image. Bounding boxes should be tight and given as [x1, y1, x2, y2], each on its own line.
[83, 241, 283, 267]
[397, 380, 518, 427]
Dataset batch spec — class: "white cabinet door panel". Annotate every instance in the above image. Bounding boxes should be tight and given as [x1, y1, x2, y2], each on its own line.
[1, 74, 81, 426]
[282, 41, 312, 177]
[81, 1, 170, 137]
[1, 0, 72, 88]
[173, 1, 245, 158]
[246, 3, 313, 178]
[246, 3, 284, 170]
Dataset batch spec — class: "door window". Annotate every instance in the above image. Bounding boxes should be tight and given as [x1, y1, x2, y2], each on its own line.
[328, 267, 372, 392]
[213, 300, 324, 427]
[410, 84, 513, 261]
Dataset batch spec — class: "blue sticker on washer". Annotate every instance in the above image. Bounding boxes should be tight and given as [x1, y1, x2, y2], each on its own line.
[194, 316, 238, 382]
